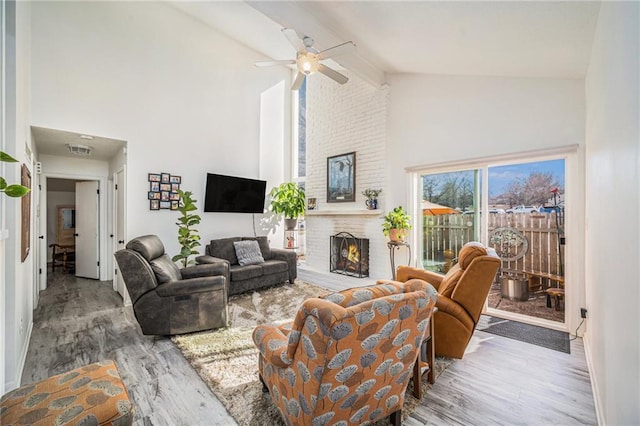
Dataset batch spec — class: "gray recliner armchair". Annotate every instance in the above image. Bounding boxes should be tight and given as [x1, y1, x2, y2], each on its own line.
[115, 235, 228, 335]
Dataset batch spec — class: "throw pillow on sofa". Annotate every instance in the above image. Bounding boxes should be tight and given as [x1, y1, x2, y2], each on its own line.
[234, 240, 265, 266]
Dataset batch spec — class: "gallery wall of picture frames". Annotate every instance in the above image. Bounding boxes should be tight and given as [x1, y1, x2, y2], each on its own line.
[148, 172, 181, 210]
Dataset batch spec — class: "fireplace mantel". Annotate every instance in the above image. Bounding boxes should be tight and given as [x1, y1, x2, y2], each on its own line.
[306, 210, 382, 216]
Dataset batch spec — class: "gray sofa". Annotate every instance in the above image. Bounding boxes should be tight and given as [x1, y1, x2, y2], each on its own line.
[196, 236, 297, 296]
[115, 235, 228, 335]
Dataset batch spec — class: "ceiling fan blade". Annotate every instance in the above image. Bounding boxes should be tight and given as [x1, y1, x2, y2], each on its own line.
[317, 41, 356, 60]
[318, 64, 348, 85]
[291, 71, 306, 90]
[255, 59, 296, 68]
[282, 28, 306, 53]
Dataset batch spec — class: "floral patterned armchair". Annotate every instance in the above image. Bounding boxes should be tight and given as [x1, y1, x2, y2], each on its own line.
[252, 280, 437, 426]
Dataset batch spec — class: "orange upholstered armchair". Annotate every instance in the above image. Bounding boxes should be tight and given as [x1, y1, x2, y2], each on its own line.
[252, 281, 437, 426]
[389, 241, 501, 359]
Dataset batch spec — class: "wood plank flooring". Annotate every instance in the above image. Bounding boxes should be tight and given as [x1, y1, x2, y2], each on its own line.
[21, 269, 596, 425]
[21, 272, 234, 426]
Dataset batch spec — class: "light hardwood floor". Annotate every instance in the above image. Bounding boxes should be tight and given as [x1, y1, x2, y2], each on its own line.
[21, 271, 596, 425]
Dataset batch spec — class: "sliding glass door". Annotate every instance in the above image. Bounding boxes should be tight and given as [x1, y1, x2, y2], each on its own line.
[417, 157, 566, 327]
[419, 169, 481, 273]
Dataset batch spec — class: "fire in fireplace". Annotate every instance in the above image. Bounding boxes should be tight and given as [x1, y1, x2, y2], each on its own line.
[330, 232, 369, 278]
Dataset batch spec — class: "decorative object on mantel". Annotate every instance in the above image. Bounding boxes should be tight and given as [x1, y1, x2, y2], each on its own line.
[307, 197, 317, 211]
[172, 190, 201, 267]
[148, 172, 181, 210]
[382, 206, 412, 242]
[362, 188, 382, 210]
[327, 151, 355, 203]
[269, 182, 306, 230]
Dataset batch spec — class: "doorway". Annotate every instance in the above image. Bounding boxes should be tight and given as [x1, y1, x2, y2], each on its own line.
[416, 152, 571, 330]
[43, 177, 100, 282]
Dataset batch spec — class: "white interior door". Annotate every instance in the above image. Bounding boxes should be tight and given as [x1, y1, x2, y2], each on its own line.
[75, 181, 100, 279]
[114, 169, 129, 302]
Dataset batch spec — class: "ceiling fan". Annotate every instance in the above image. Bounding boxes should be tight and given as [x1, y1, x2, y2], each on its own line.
[255, 28, 356, 90]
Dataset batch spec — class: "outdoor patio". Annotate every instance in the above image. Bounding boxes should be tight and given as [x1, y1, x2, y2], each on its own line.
[487, 280, 565, 323]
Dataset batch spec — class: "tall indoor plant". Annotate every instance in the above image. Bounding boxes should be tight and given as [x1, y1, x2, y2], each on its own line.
[172, 189, 201, 267]
[269, 182, 306, 230]
[382, 206, 412, 242]
[0, 151, 30, 198]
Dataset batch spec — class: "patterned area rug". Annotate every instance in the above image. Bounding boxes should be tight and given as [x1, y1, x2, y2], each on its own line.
[172, 280, 452, 426]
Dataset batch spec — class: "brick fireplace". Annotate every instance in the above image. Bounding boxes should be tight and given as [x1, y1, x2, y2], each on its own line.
[330, 232, 370, 278]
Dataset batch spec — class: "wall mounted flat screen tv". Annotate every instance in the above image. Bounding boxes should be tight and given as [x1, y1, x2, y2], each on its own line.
[204, 173, 267, 213]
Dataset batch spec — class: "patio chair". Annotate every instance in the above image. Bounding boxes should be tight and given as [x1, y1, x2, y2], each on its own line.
[387, 242, 501, 358]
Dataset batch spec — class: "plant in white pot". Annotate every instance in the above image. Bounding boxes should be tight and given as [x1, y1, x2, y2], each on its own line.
[382, 206, 412, 242]
[269, 182, 306, 230]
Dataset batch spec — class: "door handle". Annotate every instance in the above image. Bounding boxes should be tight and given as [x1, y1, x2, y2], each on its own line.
[118, 240, 125, 244]
[74, 233, 79, 237]
[38, 236, 44, 239]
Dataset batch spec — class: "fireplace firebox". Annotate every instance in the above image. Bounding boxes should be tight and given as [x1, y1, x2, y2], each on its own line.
[330, 232, 369, 278]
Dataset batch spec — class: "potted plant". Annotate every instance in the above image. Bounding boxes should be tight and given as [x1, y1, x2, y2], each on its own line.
[362, 188, 382, 210]
[382, 206, 412, 242]
[1, 151, 30, 198]
[269, 182, 306, 230]
[172, 189, 201, 267]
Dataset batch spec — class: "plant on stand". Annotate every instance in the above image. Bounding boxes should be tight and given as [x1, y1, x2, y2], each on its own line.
[172, 189, 201, 267]
[1, 151, 30, 198]
[269, 182, 306, 230]
[382, 206, 412, 242]
[362, 188, 382, 210]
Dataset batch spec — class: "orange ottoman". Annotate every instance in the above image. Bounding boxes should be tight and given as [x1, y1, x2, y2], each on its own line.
[1, 360, 133, 425]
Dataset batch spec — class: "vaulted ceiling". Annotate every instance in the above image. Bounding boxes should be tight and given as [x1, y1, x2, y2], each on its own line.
[171, 1, 600, 86]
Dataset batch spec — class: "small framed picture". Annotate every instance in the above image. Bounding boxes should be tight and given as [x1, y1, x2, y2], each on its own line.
[150, 181, 160, 192]
[169, 192, 180, 201]
[161, 191, 170, 201]
[148, 173, 161, 182]
[150, 200, 160, 210]
[170, 175, 181, 184]
[160, 183, 171, 192]
[171, 200, 179, 210]
[160, 201, 171, 209]
[161, 173, 170, 183]
[171, 183, 180, 192]
[148, 191, 160, 200]
[307, 197, 317, 210]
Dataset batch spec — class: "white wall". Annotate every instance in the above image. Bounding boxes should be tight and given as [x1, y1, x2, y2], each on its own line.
[3, 0, 33, 392]
[584, 2, 640, 424]
[30, 1, 290, 257]
[386, 74, 585, 208]
[304, 71, 390, 278]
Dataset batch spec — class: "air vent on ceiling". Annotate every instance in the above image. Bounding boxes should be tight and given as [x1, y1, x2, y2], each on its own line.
[67, 144, 92, 156]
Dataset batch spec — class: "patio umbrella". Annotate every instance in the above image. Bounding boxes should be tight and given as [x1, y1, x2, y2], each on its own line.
[422, 200, 459, 216]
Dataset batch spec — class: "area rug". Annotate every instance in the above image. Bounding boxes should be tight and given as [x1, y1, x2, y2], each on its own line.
[476, 315, 570, 354]
[172, 280, 452, 425]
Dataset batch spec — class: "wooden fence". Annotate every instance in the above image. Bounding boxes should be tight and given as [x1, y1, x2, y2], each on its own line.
[422, 212, 565, 279]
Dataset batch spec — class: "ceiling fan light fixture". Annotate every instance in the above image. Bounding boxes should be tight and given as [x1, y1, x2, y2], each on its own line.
[67, 144, 93, 156]
[297, 52, 319, 75]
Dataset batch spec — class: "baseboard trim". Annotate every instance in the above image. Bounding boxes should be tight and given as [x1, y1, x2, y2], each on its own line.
[583, 332, 605, 425]
[15, 320, 33, 388]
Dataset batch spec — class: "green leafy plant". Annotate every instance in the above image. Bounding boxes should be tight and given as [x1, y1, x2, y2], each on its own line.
[269, 182, 306, 219]
[382, 206, 412, 240]
[0, 151, 30, 198]
[362, 188, 382, 200]
[172, 189, 201, 267]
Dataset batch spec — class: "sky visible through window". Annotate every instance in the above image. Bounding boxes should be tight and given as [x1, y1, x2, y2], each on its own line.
[489, 159, 564, 197]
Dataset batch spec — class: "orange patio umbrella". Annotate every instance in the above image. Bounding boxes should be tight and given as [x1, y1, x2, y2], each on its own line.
[422, 200, 459, 216]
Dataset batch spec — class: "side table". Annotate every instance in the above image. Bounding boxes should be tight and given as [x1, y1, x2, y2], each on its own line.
[387, 241, 411, 280]
[413, 308, 436, 399]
